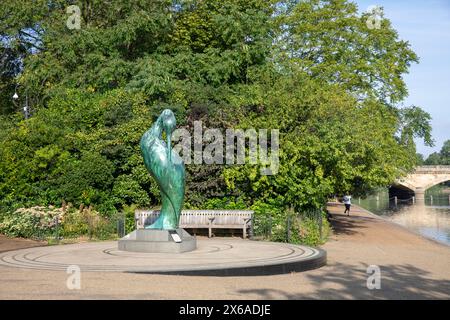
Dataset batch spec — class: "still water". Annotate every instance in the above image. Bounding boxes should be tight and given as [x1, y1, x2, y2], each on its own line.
[358, 186, 450, 246]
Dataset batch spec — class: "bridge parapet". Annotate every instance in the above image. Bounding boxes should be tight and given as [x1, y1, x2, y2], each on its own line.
[414, 165, 450, 174]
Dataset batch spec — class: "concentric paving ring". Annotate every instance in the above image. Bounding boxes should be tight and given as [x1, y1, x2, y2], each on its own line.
[0, 239, 326, 276]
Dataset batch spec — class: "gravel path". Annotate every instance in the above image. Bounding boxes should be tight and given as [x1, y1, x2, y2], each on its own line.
[0, 204, 449, 299]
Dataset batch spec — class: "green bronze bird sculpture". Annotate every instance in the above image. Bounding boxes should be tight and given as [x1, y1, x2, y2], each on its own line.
[140, 109, 185, 230]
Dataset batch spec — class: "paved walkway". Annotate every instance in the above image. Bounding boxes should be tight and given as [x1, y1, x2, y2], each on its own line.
[0, 204, 449, 299]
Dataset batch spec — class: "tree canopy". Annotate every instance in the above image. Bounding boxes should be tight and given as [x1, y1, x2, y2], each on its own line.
[0, 0, 433, 214]
[423, 140, 450, 165]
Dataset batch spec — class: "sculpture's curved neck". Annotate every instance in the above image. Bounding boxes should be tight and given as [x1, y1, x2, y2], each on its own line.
[149, 116, 164, 138]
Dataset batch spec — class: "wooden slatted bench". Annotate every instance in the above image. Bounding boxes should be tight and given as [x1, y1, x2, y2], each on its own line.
[135, 209, 254, 238]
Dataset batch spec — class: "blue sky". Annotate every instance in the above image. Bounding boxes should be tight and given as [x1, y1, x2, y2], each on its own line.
[354, 0, 450, 157]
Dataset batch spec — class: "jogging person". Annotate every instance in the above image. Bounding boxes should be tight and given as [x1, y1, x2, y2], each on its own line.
[343, 194, 351, 216]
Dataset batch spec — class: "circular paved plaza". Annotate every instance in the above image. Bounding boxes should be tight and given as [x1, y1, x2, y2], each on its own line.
[0, 238, 326, 276]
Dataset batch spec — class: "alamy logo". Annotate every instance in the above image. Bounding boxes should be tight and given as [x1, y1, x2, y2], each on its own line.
[66, 265, 81, 290]
[366, 5, 383, 30]
[366, 265, 381, 290]
[66, 5, 81, 30]
[172, 121, 279, 175]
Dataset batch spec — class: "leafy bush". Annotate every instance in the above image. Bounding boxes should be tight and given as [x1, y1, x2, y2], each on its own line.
[122, 204, 138, 234]
[0, 205, 121, 241]
[296, 215, 330, 246]
[0, 206, 63, 239]
[198, 198, 247, 210]
[256, 207, 330, 246]
[61, 206, 120, 240]
[190, 197, 329, 246]
[0, 89, 158, 215]
[60, 210, 88, 238]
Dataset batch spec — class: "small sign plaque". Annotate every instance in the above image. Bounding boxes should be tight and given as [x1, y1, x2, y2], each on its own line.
[170, 232, 182, 243]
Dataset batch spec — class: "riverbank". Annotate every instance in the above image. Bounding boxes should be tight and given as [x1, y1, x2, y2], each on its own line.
[0, 203, 449, 299]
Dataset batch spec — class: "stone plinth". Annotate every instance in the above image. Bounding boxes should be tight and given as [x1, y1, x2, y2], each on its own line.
[118, 229, 197, 253]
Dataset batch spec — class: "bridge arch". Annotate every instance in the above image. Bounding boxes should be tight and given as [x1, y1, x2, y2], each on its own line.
[389, 165, 450, 202]
[393, 181, 415, 192]
[392, 166, 450, 201]
[394, 177, 450, 193]
[421, 176, 450, 191]
[389, 183, 415, 199]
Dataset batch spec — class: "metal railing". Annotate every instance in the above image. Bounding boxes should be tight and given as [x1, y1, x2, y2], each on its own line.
[31, 213, 127, 242]
[251, 208, 325, 244]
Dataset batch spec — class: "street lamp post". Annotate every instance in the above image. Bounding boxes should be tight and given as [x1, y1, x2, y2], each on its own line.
[12, 85, 30, 119]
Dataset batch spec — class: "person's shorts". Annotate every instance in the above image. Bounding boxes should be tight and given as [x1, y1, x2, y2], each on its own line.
[345, 204, 351, 210]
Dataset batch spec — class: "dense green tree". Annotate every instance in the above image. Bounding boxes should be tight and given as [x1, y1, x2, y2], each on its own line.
[0, 0, 433, 214]
[273, 0, 419, 105]
[0, 46, 23, 115]
[223, 73, 419, 210]
[424, 140, 450, 165]
[222, 0, 432, 210]
[424, 152, 442, 165]
[441, 140, 450, 161]
[0, 89, 160, 213]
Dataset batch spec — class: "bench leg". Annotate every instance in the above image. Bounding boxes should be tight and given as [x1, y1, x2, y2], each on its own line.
[209, 225, 212, 238]
[243, 225, 246, 239]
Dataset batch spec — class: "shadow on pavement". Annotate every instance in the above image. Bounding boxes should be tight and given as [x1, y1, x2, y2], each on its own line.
[237, 262, 450, 299]
[328, 214, 370, 236]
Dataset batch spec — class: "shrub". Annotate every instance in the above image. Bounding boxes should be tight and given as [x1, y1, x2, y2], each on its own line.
[60, 209, 88, 238]
[0, 206, 63, 239]
[0, 205, 121, 241]
[62, 206, 118, 240]
[122, 204, 138, 234]
[254, 207, 330, 246]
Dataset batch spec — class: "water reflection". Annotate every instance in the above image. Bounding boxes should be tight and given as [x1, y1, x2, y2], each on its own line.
[359, 189, 450, 246]
[385, 204, 450, 245]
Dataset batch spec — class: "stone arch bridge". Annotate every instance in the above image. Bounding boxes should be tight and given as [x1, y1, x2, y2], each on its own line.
[394, 165, 450, 201]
